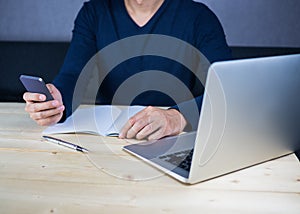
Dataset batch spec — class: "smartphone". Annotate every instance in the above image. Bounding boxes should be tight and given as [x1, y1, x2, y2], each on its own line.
[19, 75, 54, 101]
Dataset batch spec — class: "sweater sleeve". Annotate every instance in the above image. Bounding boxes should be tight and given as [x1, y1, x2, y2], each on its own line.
[52, 1, 98, 121]
[171, 4, 232, 131]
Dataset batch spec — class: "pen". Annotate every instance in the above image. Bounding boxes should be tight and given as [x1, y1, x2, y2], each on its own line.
[42, 135, 89, 153]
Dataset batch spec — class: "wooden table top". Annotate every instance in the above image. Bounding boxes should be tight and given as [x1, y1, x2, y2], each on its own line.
[0, 102, 299, 213]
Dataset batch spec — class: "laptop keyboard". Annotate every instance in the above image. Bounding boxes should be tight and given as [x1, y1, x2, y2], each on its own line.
[158, 149, 194, 172]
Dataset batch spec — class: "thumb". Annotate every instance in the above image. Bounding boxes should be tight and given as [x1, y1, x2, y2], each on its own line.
[46, 83, 62, 102]
[46, 83, 59, 95]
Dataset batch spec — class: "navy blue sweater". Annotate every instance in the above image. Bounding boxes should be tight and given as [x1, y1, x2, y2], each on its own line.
[53, 0, 231, 129]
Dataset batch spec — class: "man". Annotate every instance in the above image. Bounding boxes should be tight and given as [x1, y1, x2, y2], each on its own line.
[23, 0, 231, 140]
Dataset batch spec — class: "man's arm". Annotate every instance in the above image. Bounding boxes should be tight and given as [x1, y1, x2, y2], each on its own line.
[120, 4, 232, 140]
[52, 1, 98, 121]
[173, 4, 232, 131]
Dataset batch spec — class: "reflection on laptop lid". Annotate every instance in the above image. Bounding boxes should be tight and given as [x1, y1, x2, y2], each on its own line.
[123, 54, 300, 184]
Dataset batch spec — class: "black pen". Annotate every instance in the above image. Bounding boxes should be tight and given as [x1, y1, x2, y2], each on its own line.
[42, 135, 89, 153]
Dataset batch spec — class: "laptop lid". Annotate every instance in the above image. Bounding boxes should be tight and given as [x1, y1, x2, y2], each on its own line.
[188, 54, 300, 183]
[124, 54, 300, 184]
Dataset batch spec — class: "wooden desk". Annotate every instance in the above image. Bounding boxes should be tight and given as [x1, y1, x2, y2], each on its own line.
[0, 103, 299, 213]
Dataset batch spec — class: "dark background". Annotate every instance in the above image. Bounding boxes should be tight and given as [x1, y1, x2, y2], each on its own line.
[0, 0, 299, 47]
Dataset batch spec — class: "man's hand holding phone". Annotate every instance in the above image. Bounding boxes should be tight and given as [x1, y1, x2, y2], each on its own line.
[20, 75, 65, 126]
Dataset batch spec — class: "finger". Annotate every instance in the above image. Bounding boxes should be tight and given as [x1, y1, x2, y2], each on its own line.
[133, 106, 155, 120]
[25, 100, 61, 113]
[35, 112, 63, 126]
[135, 122, 160, 140]
[119, 106, 156, 139]
[46, 84, 63, 103]
[23, 92, 46, 103]
[46, 84, 54, 93]
[46, 84, 57, 97]
[147, 126, 166, 141]
[119, 118, 135, 139]
[126, 118, 150, 139]
[30, 105, 65, 120]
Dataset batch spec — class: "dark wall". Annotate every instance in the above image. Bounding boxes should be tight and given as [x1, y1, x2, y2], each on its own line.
[0, 41, 69, 102]
[0, 0, 84, 42]
[197, 0, 300, 47]
[0, 0, 300, 47]
[1, 41, 299, 102]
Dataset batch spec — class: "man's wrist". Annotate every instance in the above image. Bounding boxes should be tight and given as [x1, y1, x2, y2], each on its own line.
[167, 108, 188, 132]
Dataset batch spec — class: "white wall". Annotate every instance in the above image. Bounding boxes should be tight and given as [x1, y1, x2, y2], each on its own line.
[0, 0, 299, 47]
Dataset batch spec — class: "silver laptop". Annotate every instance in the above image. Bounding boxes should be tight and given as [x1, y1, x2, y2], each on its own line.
[123, 54, 300, 184]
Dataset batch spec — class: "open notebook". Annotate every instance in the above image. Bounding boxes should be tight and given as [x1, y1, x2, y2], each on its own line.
[43, 105, 145, 136]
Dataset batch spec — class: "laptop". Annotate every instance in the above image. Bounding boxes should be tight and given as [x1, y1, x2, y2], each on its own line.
[123, 54, 300, 184]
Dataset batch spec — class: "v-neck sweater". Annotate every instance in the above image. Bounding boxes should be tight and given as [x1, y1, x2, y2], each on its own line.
[53, 0, 231, 129]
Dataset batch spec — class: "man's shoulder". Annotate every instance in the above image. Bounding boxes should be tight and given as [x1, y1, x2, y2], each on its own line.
[168, 0, 216, 21]
[75, 0, 112, 23]
[81, 0, 109, 13]
[85, 0, 108, 6]
[176, 0, 211, 11]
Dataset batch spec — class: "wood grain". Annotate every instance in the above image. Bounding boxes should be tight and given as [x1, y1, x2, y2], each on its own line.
[0, 103, 299, 214]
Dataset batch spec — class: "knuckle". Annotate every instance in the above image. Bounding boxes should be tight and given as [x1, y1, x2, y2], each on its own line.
[40, 121, 47, 126]
[147, 106, 153, 110]
[147, 123, 154, 133]
[31, 104, 38, 112]
[25, 102, 35, 112]
[38, 111, 45, 119]
[38, 119, 49, 126]
[36, 120, 43, 126]
[128, 117, 135, 125]
[30, 113, 38, 120]
[32, 112, 40, 120]
[135, 120, 145, 129]
[146, 106, 154, 112]
[24, 104, 30, 112]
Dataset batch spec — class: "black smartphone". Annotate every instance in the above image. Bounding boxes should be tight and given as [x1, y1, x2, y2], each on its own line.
[19, 75, 54, 101]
